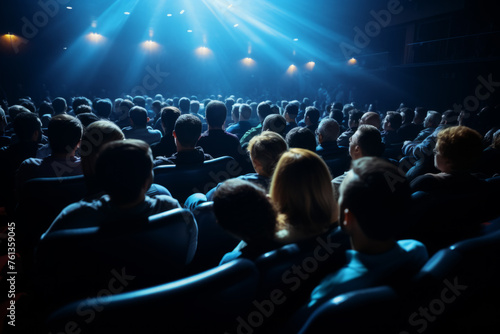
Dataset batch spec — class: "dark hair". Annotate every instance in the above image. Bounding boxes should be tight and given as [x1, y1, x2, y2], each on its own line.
[239, 104, 252, 120]
[174, 114, 202, 148]
[19, 99, 36, 113]
[285, 103, 299, 117]
[205, 100, 227, 128]
[94, 99, 112, 119]
[348, 109, 364, 125]
[119, 99, 134, 111]
[160, 106, 181, 134]
[96, 139, 153, 204]
[47, 114, 83, 154]
[52, 97, 67, 115]
[356, 125, 384, 157]
[13, 111, 41, 141]
[399, 107, 414, 125]
[38, 101, 54, 118]
[129, 106, 148, 127]
[329, 108, 344, 125]
[75, 104, 92, 115]
[340, 157, 410, 240]
[72, 96, 92, 112]
[132, 96, 146, 108]
[257, 102, 273, 122]
[305, 106, 321, 125]
[286, 127, 316, 152]
[213, 179, 277, 243]
[385, 111, 402, 130]
[178, 97, 191, 114]
[77, 112, 100, 128]
[262, 114, 287, 138]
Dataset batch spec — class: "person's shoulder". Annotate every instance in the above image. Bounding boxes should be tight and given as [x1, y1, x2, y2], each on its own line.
[410, 173, 440, 191]
[146, 194, 181, 210]
[397, 239, 429, 262]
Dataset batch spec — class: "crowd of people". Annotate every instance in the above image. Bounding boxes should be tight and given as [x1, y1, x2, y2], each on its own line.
[0, 91, 499, 332]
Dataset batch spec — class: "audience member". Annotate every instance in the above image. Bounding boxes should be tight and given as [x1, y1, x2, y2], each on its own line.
[286, 126, 316, 152]
[308, 157, 427, 306]
[44, 139, 181, 233]
[359, 111, 381, 129]
[262, 114, 287, 138]
[216, 179, 280, 264]
[154, 114, 212, 166]
[94, 98, 113, 119]
[151, 106, 181, 159]
[381, 111, 403, 145]
[271, 148, 338, 244]
[114, 99, 134, 129]
[240, 102, 275, 147]
[226, 103, 253, 139]
[52, 97, 67, 115]
[397, 107, 420, 141]
[122, 106, 162, 145]
[303, 106, 321, 133]
[76, 112, 100, 128]
[337, 109, 363, 147]
[283, 101, 299, 135]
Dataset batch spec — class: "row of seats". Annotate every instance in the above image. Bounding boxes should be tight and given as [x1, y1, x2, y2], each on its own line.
[44, 227, 500, 334]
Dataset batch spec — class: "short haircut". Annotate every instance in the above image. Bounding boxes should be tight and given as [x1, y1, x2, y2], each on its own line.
[340, 157, 411, 240]
[286, 127, 316, 152]
[96, 139, 153, 204]
[385, 111, 402, 130]
[52, 97, 67, 114]
[213, 179, 277, 242]
[262, 114, 287, 138]
[348, 109, 364, 124]
[190, 100, 200, 114]
[285, 103, 299, 117]
[355, 125, 384, 157]
[132, 96, 146, 108]
[119, 99, 134, 111]
[257, 102, 273, 122]
[305, 106, 321, 125]
[9, 105, 31, 122]
[174, 114, 202, 148]
[77, 112, 100, 128]
[75, 104, 92, 115]
[13, 112, 41, 141]
[94, 99, 112, 118]
[72, 96, 92, 111]
[317, 118, 340, 142]
[178, 97, 191, 113]
[441, 110, 460, 126]
[80, 120, 124, 177]
[20, 99, 36, 113]
[205, 100, 227, 127]
[47, 114, 83, 154]
[425, 111, 441, 128]
[360, 111, 381, 129]
[152, 100, 162, 110]
[247, 131, 288, 177]
[129, 106, 149, 127]
[436, 126, 483, 172]
[414, 107, 427, 122]
[231, 103, 241, 120]
[161, 106, 181, 133]
[399, 107, 414, 124]
[239, 104, 252, 121]
[329, 108, 344, 125]
[38, 101, 54, 117]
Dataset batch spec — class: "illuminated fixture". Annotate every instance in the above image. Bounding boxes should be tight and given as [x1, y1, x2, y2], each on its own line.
[293, 38, 299, 42]
[142, 40, 159, 52]
[195, 46, 213, 57]
[233, 24, 239, 28]
[86, 32, 104, 43]
[286, 64, 297, 75]
[167, 13, 172, 17]
[241, 57, 256, 67]
[66, 7, 72, 10]
[306, 61, 315, 70]
[124, 12, 130, 15]
[180, 9, 185, 14]
[187, 30, 193, 33]
[348, 57, 357, 66]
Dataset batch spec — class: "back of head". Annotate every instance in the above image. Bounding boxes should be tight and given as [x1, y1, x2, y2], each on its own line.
[119, 99, 134, 112]
[340, 157, 410, 240]
[330, 108, 344, 125]
[262, 114, 287, 138]
[96, 139, 153, 204]
[129, 106, 148, 128]
[414, 107, 427, 123]
[9, 105, 31, 121]
[77, 112, 100, 128]
[399, 107, 414, 125]
[178, 97, 191, 114]
[248, 131, 288, 177]
[213, 179, 277, 243]
[239, 104, 252, 121]
[190, 100, 200, 114]
[19, 99, 36, 113]
[174, 114, 202, 148]
[205, 100, 227, 128]
[271, 148, 337, 237]
[47, 114, 83, 154]
[132, 96, 146, 108]
[441, 109, 460, 126]
[257, 102, 273, 123]
[285, 127, 316, 152]
[317, 118, 340, 142]
[75, 105, 92, 116]
[94, 99, 112, 119]
[161, 106, 181, 133]
[52, 97, 67, 115]
[384, 111, 402, 131]
[72, 96, 92, 112]
[359, 111, 381, 129]
[81, 120, 124, 177]
[356, 125, 384, 157]
[424, 111, 441, 128]
[231, 103, 241, 121]
[348, 109, 364, 127]
[284, 103, 299, 118]
[38, 101, 54, 117]
[305, 106, 321, 125]
[13, 111, 41, 142]
[436, 126, 483, 172]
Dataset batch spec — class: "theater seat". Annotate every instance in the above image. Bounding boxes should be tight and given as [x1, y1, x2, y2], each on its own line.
[399, 230, 500, 333]
[187, 201, 240, 274]
[153, 156, 242, 205]
[35, 208, 198, 315]
[296, 286, 400, 334]
[15, 175, 87, 267]
[46, 258, 259, 334]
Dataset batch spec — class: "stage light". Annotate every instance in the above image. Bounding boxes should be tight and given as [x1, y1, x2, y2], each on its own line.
[241, 57, 256, 67]
[167, 13, 172, 17]
[293, 38, 299, 42]
[86, 32, 104, 43]
[286, 64, 297, 75]
[305, 61, 315, 70]
[91, 20, 97, 29]
[142, 40, 159, 52]
[195, 46, 213, 57]
[180, 10, 185, 14]
[233, 24, 239, 28]
[66, 7, 72, 10]
[187, 30, 193, 33]
[124, 12, 130, 15]
[348, 57, 357, 66]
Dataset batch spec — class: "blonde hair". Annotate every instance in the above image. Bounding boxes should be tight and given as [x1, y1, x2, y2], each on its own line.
[247, 131, 288, 177]
[270, 148, 338, 242]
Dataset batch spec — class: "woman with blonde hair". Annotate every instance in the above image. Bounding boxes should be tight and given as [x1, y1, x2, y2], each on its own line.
[270, 148, 339, 243]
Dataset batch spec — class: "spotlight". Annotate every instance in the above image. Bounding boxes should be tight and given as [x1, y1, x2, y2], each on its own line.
[187, 30, 193, 33]
[124, 12, 130, 15]
[142, 40, 159, 52]
[66, 7, 72, 10]
[286, 64, 297, 75]
[233, 24, 239, 28]
[348, 58, 357, 66]
[86, 32, 104, 43]
[180, 10, 185, 14]
[241, 57, 256, 67]
[293, 38, 299, 42]
[305, 61, 315, 70]
[195, 46, 213, 57]
[167, 13, 172, 17]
